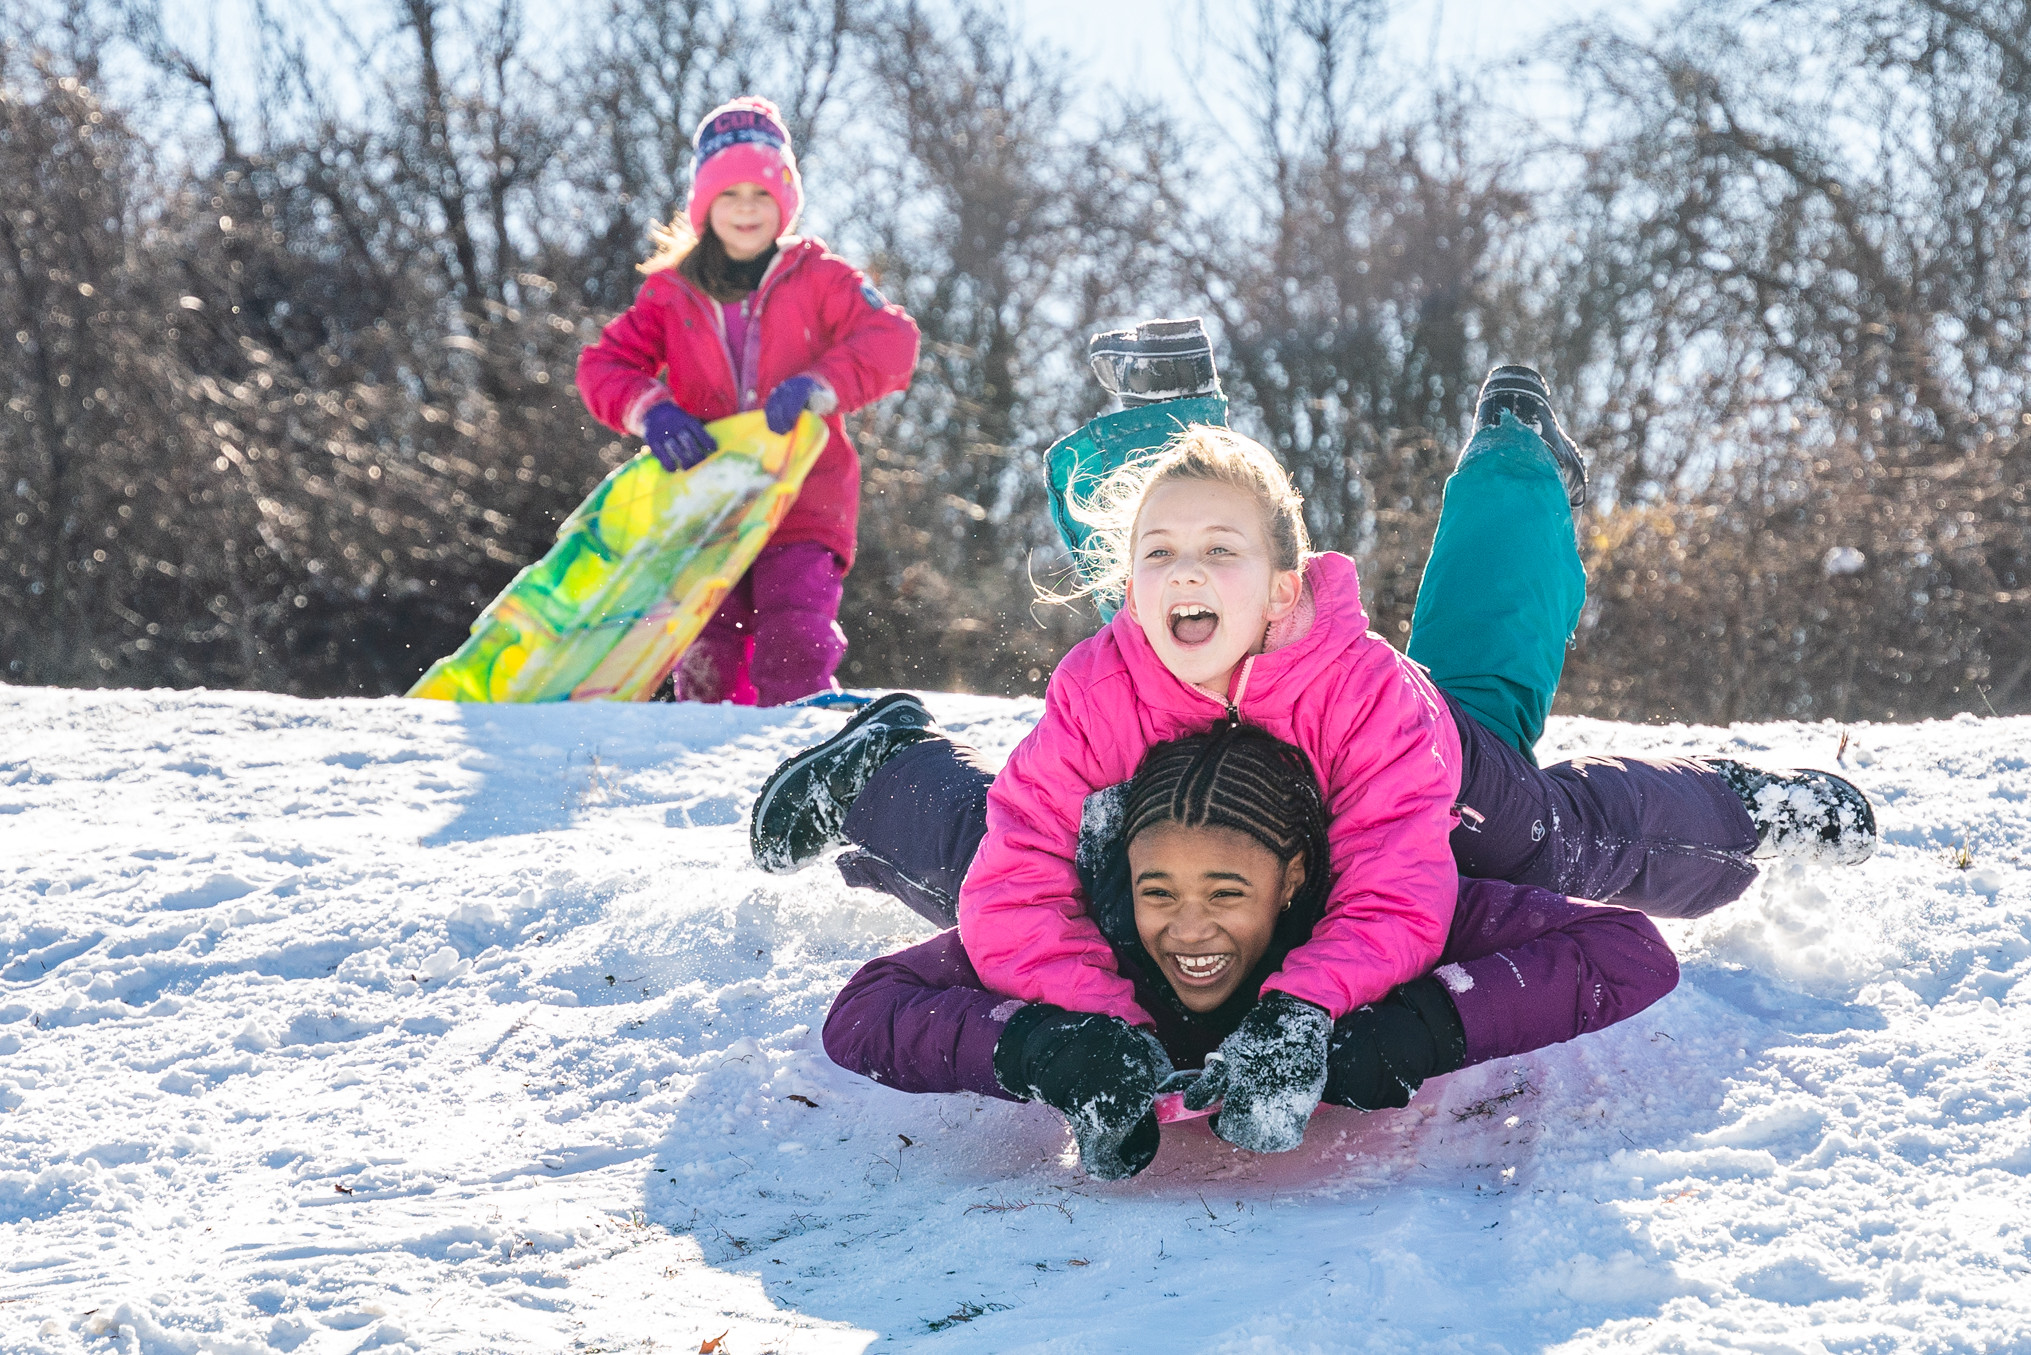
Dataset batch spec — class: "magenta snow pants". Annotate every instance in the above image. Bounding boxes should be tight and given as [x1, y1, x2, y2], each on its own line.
[675, 541, 847, 707]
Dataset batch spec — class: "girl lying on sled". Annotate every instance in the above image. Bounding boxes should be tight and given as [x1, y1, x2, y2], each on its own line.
[750, 332, 1874, 1179]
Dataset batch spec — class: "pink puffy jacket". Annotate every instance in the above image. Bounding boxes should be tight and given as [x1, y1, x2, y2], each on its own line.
[576, 236, 920, 568]
[956, 551, 1463, 1025]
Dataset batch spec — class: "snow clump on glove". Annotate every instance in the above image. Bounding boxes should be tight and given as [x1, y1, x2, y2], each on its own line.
[1183, 989, 1331, 1153]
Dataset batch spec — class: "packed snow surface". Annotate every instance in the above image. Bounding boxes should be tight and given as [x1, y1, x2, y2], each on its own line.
[3, 687, 2028, 1353]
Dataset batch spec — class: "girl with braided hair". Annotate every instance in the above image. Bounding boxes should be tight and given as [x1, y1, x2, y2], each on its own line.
[822, 724, 1680, 1180]
[757, 354, 1875, 1166]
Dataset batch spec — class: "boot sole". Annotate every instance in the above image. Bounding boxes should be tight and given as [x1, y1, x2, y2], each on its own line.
[748, 692, 931, 874]
[1475, 368, 1587, 507]
[1709, 760, 1878, 866]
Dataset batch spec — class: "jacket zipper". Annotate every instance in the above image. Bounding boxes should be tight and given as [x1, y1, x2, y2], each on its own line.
[677, 247, 803, 412]
[1223, 654, 1256, 725]
[1176, 652, 1255, 724]
[739, 250, 800, 409]
[705, 296, 739, 401]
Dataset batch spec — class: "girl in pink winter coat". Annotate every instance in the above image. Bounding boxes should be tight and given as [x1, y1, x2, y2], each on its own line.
[576, 97, 919, 706]
[953, 424, 1464, 1152]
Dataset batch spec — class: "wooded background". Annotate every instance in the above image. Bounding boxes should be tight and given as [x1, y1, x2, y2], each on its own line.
[4, 0, 2026, 722]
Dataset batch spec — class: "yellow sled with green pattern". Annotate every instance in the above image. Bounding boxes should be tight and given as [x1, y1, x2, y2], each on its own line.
[408, 410, 828, 703]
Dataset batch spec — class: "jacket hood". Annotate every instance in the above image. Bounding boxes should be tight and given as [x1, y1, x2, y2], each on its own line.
[1076, 796, 1327, 1067]
[654, 235, 828, 304]
[1107, 551, 1373, 725]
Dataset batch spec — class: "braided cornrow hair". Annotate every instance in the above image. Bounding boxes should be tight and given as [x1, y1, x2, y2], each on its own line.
[1121, 723, 1332, 940]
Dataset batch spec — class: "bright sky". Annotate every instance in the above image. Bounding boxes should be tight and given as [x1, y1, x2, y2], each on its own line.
[1013, 0, 1674, 163]
[145, 0, 1669, 152]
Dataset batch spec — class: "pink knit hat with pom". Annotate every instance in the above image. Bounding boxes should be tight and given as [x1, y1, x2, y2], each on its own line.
[686, 96, 803, 238]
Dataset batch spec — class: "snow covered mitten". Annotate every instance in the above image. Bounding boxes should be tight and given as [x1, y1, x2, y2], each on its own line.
[1324, 977, 1468, 1111]
[1183, 990, 1331, 1153]
[1704, 759, 1877, 866]
[993, 1004, 1172, 1181]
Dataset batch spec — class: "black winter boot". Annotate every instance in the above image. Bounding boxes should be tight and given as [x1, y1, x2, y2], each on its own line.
[749, 692, 939, 874]
[1704, 759, 1877, 866]
[1474, 364, 1588, 507]
[1088, 317, 1221, 406]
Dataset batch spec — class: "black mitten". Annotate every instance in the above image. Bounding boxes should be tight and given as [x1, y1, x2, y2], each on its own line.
[1182, 990, 1332, 1153]
[1324, 976, 1468, 1110]
[993, 1004, 1173, 1181]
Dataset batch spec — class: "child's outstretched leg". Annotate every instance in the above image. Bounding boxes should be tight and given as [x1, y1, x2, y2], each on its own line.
[747, 694, 1008, 931]
[1410, 369, 1762, 917]
[749, 692, 947, 875]
[834, 739, 995, 927]
[745, 708, 999, 928]
[1408, 397, 1585, 757]
[1444, 722, 1761, 917]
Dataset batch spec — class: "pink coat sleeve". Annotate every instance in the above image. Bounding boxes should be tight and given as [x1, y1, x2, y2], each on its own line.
[576, 281, 672, 437]
[802, 261, 920, 413]
[1262, 654, 1460, 1018]
[955, 661, 1151, 1027]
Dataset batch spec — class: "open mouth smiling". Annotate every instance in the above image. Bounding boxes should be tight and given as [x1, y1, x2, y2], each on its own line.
[1167, 951, 1235, 985]
[1168, 603, 1219, 647]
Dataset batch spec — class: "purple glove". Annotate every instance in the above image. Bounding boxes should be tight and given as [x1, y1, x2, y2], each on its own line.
[643, 401, 716, 472]
[764, 375, 830, 435]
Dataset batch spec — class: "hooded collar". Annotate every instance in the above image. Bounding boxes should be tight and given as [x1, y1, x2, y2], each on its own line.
[663, 235, 819, 312]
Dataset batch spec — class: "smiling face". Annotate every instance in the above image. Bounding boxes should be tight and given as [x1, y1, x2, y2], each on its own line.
[1126, 478, 1302, 701]
[707, 182, 783, 261]
[1129, 824, 1305, 1013]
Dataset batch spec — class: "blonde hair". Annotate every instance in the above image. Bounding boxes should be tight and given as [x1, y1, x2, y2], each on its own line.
[1052, 425, 1310, 607]
[640, 212, 698, 275]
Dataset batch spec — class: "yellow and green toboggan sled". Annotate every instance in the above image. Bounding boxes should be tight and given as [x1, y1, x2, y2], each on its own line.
[408, 409, 828, 703]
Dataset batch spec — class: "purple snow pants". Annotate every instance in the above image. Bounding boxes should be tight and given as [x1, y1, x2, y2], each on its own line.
[1441, 694, 1759, 919]
[837, 704, 1760, 929]
[675, 540, 847, 708]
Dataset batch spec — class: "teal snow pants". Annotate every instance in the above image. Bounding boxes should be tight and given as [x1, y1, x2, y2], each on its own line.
[1407, 412, 1587, 762]
[1044, 396, 1228, 619]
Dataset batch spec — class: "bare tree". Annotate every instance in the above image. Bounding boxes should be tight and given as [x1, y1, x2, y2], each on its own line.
[3, 0, 2024, 717]
[1555, 0, 2031, 719]
[1185, 0, 1543, 638]
[831, 1, 1191, 693]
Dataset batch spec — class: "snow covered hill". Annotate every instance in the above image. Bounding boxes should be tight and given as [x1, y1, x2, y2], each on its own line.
[2, 687, 2028, 1354]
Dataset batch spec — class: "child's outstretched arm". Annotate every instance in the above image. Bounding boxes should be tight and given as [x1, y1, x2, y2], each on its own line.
[578, 289, 724, 472]
[822, 930, 1020, 1100]
[1263, 651, 1463, 1018]
[1438, 878, 1680, 1064]
[956, 659, 1152, 1027]
[576, 279, 679, 437]
[1324, 877, 1678, 1109]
